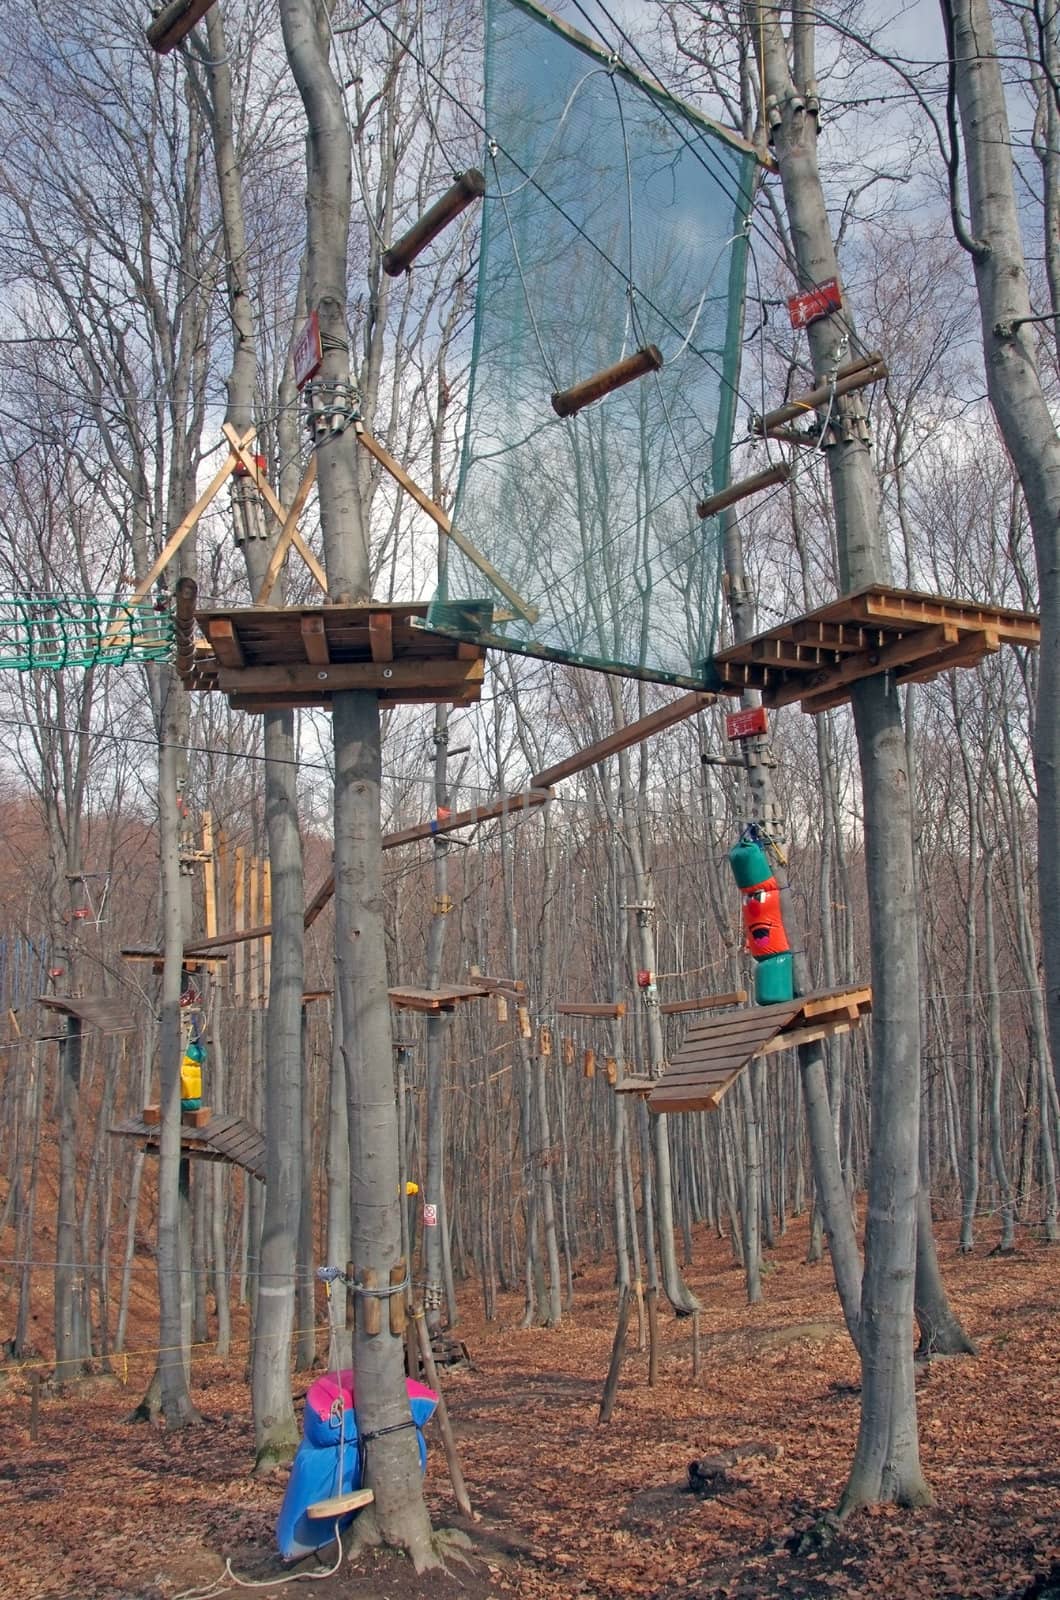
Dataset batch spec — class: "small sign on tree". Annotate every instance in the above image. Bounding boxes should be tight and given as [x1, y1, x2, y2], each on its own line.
[293, 310, 323, 391]
[725, 706, 769, 740]
[787, 278, 842, 329]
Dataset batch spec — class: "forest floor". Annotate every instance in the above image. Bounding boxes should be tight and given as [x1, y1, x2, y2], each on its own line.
[1, 1214, 1058, 1600]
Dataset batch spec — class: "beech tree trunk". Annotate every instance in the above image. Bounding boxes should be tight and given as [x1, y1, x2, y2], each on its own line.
[278, 0, 436, 1565]
[756, 2, 930, 1513]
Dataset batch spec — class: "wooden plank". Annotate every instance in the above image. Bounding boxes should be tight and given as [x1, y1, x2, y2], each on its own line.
[389, 984, 490, 1012]
[788, 619, 869, 653]
[531, 692, 712, 789]
[614, 1076, 655, 1096]
[216, 659, 484, 694]
[896, 628, 999, 684]
[769, 624, 959, 710]
[124, 435, 249, 606]
[255, 454, 318, 605]
[854, 590, 1040, 642]
[207, 619, 247, 670]
[659, 989, 748, 1015]
[800, 987, 871, 1018]
[307, 1488, 374, 1520]
[202, 813, 217, 940]
[369, 612, 394, 662]
[300, 614, 331, 665]
[355, 425, 539, 623]
[555, 1000, 627, 1018]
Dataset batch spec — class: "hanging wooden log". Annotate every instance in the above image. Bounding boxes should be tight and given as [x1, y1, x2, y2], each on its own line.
[605, 1056, 618, 1085]
[517, 1004, 532, 1040]
[749, 353, 887, 436]
[583, 1048, 596, 1079]
[551, 344, 663, 418]
[562, 1035, 575, 1066]
[147, 0, 217, 53]
[174, 576, 198, 683]
[696, 462, 790, 520]
[383, 171, 487, 276]
[539, 1026, 553, 1057]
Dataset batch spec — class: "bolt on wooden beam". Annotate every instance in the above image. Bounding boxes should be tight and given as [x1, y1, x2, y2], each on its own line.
[383, 170, 487, 276]
[551, 344, 663, 418]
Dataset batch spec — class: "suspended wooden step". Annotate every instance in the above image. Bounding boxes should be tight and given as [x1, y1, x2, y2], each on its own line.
[38, 994, 135, 1035]
[121, 945, 227, 974]
[659, 988, 747, 1016]
[706, 586, 1040, 714]
[551, 345, 662, 419]
[696, 464, 789, 520]
[110, 1110, 266, 1180]
[383, 171, 486, 276]
[648, 985, 871, 1115]
[388, 983, 496, 1013]
[749, 353, 888, 441]
[307, 1488, 375, 1520]
[555, 1000, 626, 1019]
[614, 1074, 655, 1097]
[181, 601, 490, 712]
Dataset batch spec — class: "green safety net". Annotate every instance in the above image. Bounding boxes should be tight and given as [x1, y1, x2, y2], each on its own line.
[0, 596, 174, 670]
[427, 0, 758, 686]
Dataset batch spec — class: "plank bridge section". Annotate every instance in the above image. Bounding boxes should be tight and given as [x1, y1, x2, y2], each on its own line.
[647, 986, 872, 1114]
[182, 600, 490, 713]
[707, 587, 1039, 714]
[110, 1111, 266, 1180]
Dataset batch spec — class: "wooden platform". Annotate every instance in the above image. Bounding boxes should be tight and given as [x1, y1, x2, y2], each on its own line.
[182, 601, 491, 712]
[39, 994, 135, 1034]
[389, 982, 497, 1013]
[110, 1111, 266, 1179]
[647, 986, 871, 1114]
[706, 587, 1039, 713]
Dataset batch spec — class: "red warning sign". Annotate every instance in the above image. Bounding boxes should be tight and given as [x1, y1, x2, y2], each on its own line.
[725, 706, 768, 741]
[787, 278, 842, 329]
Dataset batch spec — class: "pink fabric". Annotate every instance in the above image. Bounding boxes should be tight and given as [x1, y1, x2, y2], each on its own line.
[306, 1370, 436, 1422]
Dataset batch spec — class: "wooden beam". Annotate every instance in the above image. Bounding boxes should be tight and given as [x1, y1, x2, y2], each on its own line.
[207, 619, 247, 669]
[125, 434, 250, 607]
[299, 614, 331, 665]
[221, 423, 328, 594]
[659, 989, 748, 1015]
[202, 812, 217, 941]
[555, 1001, 627, 1019]
[254, 454, 318, 605]
[354, 424, 539, 624]
[896, 628, 1000, 684]
[147, 0, 218, 52]
[750, 355, 887, 436]
[531, 691, 712, 789]
[216, 659, 485, 695]
[369, 612, 394, 662]
[771, 622, 960, 710]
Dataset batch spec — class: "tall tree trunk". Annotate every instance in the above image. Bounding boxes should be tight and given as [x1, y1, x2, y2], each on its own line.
[278, 0, 435, 1563]
[756, 2, 930, 1512]
[945, 0, 1060, 1114]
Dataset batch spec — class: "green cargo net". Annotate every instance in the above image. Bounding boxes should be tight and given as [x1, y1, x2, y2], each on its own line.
[0, 596, 174, 670]
[427, 0, 758, 687]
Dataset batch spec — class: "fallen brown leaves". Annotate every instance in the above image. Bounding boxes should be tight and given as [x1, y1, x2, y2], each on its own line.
[1, 1216, 1058, 1600]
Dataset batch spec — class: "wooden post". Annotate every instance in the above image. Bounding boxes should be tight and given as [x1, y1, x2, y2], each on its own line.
[361, 1268, 382, 1336]
[201, 813, 217, 940]
[389, 1262, 407, 1337]
[646, 1285, 659, 1387]
[598, 1285, 632, 1424]
[412, 1307, 473, 1517]
[233, 846, 245, 1005]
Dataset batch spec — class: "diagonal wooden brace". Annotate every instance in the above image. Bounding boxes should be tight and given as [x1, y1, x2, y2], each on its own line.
[222, 423, 328, 595]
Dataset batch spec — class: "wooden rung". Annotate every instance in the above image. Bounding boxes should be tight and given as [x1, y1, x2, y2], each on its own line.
[147, 0, 218, 53]
[696, 463, 790, 520]
[551, 345, 662, 419]
[750, 355, 887, 435]
[555, 1000, 626, 1018]
[383, 171, 486, 276]
[659, 989, 748, 1016]
[306, 1487, 375, 1519]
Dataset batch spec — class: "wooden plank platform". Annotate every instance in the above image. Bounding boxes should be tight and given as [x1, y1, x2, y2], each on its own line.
[659, 988, 747, 1016]
[182, 601, 491, 712]
[39, 995, 135, 1034]
[706, 587, 1039, 713]
[110, 1110, 266, 1179]
[648, 985, 871, 1114]
[388, 983, 493, 1013]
